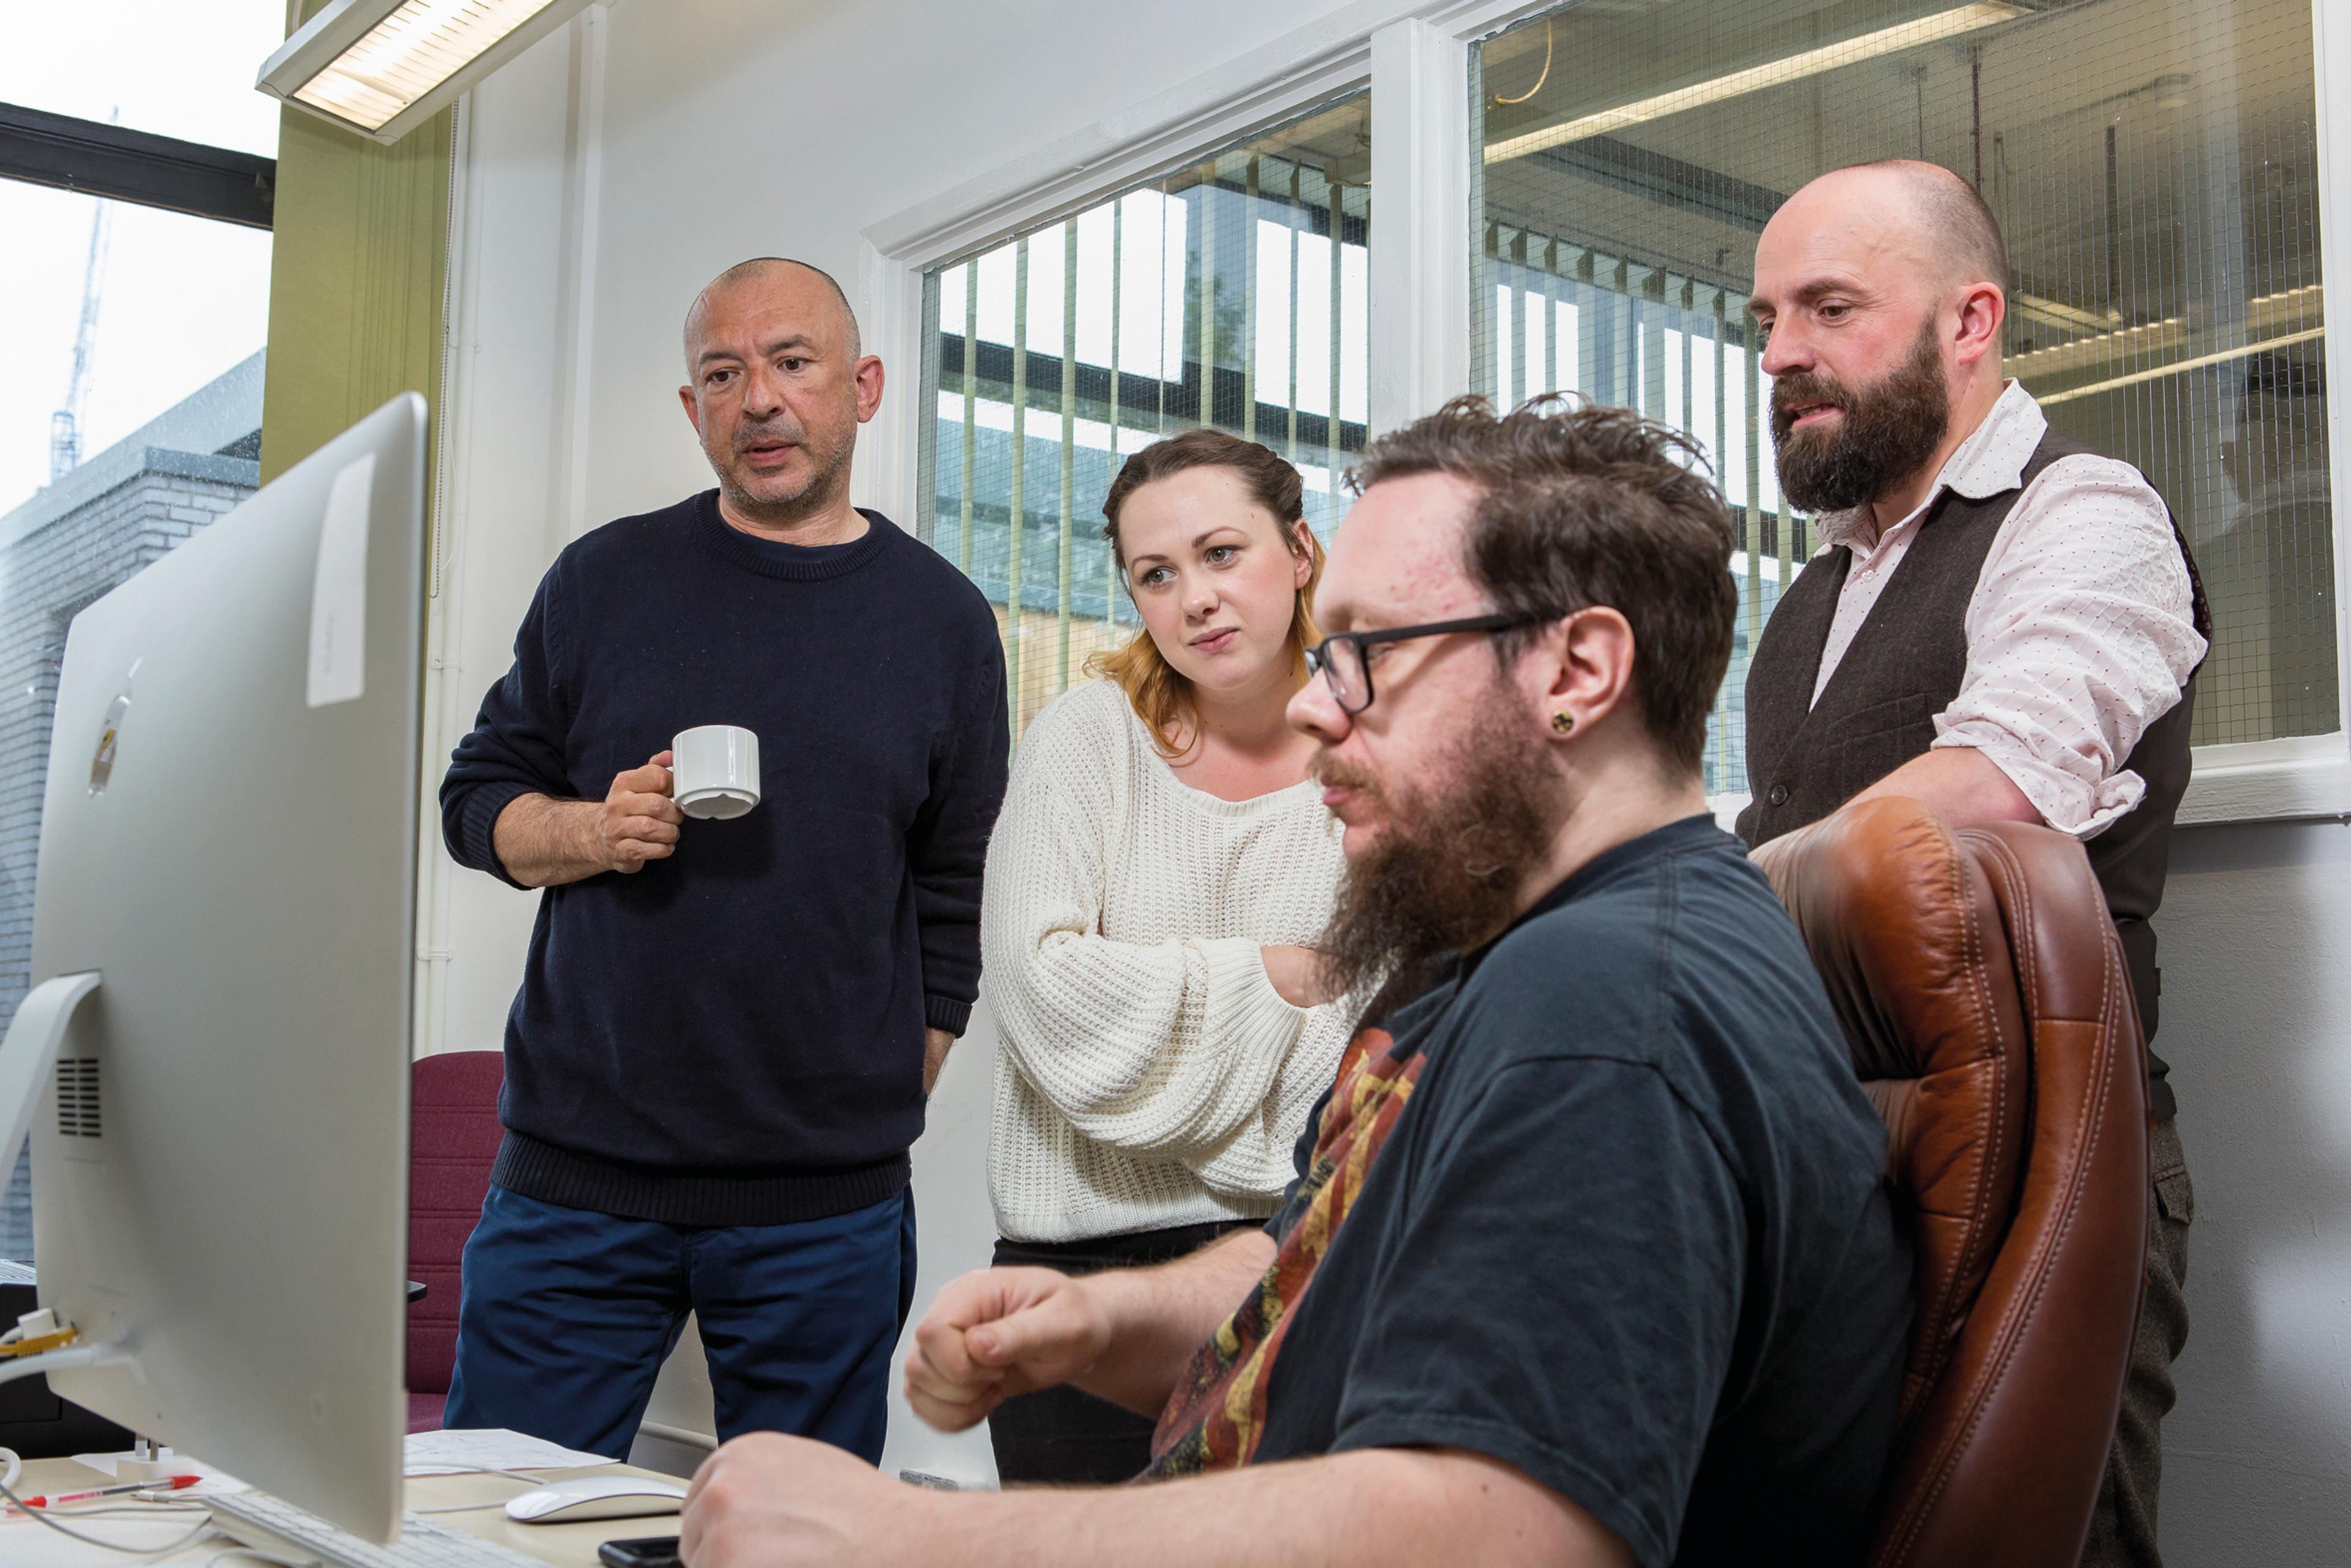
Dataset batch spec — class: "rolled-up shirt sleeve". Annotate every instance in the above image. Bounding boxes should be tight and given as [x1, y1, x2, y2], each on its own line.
[1930, 454, 2207, 839]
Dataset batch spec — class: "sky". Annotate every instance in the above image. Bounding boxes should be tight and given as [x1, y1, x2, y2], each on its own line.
[0, 1, 288, 517]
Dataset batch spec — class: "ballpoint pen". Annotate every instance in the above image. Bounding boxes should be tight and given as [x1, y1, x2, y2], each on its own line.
[10, 1474, 204, 1509]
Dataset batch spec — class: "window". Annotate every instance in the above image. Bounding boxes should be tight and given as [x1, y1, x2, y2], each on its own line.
[918, 94, 1371, 740]
[0, 1, 285, 157]
[1472, 0, 2333, 793]
[0, 0, 282, 1259]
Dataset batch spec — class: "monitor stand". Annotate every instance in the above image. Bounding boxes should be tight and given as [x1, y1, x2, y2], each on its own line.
[0, 972, 101, 1208]
[105, 1433, 185, 1484]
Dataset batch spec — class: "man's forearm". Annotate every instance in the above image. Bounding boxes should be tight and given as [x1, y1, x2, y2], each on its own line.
[1073, 1229, 1275, 1416]
[492, 793, 608, 888]
[1853, 744, 2042, 831]
[876, 1447, 1622, 1568]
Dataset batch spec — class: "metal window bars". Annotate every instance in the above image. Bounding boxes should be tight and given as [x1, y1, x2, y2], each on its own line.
[918, 94, 1372, 743]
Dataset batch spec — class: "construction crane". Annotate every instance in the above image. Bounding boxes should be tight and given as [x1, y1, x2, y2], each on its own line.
[48, 190, 112, 483]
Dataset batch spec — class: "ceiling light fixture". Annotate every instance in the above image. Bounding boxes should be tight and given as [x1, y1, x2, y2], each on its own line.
[257, 0, 595, 146]
[1486, 2, 2027, 164]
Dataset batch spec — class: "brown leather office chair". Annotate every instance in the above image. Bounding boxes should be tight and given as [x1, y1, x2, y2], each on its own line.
[1750, 796, 2148, 1568]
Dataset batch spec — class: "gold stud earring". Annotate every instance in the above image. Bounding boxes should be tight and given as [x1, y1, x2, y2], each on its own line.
[1550, 711, 1576, 735]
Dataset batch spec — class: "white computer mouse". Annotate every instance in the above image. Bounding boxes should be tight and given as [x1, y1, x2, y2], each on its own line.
[504, 1474, 691, 1524]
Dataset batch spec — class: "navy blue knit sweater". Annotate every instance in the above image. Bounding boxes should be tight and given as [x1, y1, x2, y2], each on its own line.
[439, 495, 1008, 1225]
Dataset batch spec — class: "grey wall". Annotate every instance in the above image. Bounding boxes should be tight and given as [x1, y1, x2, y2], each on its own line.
[2156, 817, 2351, 1566]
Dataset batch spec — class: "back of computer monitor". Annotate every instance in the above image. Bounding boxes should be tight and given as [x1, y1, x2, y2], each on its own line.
[25, 393, 427, 1543]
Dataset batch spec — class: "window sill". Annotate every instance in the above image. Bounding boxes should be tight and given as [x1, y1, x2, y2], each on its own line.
[2179, 735, 2351, 826]
[1706, 735, 2351, 836]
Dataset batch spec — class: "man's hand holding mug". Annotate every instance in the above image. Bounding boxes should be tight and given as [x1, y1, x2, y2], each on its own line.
[595, 750, 684, 874]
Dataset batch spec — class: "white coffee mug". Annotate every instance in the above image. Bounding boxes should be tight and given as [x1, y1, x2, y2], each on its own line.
[672, 725, 762, 820]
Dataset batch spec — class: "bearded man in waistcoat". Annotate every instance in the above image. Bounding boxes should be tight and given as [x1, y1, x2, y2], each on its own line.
[1737, 159, 2208, 1568]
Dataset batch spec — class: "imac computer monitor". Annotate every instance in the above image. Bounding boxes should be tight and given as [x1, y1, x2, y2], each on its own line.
[12, 392, 427, 1542]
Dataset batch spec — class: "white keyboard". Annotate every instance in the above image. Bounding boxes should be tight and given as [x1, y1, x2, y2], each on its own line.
[209, 1488, 558, 1568]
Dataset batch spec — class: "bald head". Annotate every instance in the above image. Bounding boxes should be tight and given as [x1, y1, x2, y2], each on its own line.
[1771, 160, 2008, 292]
[684, 257, 861, 370]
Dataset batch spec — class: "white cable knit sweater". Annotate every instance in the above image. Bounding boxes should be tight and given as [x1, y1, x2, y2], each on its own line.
[983, 678, 1353, 1244]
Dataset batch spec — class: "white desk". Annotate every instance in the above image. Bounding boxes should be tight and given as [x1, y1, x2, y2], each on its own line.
[7, 1454, 683, 1567]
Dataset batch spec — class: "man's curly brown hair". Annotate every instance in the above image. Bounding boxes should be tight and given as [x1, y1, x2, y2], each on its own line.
[1350, 394, 1739, 775]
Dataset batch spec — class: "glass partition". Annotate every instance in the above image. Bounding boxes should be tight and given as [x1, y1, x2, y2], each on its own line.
[1474, 0, 2333, 791]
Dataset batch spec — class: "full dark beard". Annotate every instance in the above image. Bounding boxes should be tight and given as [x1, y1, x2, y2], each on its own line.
[1771, 319, 1951, 515]
[1316, 693, 1561, 1015]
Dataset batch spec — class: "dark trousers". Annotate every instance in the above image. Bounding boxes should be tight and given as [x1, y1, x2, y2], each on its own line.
[2082, 1117, 2192, 1568]
[444, 1184, 917, 1462]
[987, 1220, 1253, 1486]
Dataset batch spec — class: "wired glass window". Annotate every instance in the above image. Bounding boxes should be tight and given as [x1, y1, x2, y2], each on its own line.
[1473, 0, 2334, 794]
[917, 95, 1371, 740]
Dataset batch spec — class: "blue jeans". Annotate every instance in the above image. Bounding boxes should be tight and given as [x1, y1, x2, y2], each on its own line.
[443, 1185, 917, 1461]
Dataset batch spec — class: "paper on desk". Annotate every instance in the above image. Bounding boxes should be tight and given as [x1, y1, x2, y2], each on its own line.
[403, 1427, 612, 1476]
[66, 1452, 249, 1496]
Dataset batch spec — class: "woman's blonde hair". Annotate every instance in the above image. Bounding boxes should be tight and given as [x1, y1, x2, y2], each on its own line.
[1086, 428, 1325, 759]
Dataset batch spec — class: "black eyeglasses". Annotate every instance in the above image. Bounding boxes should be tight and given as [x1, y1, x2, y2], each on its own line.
[1303, 613, 1548, 715]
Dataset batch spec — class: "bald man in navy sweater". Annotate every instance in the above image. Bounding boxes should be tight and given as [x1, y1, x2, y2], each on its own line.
[438, 259, 1008, 1462]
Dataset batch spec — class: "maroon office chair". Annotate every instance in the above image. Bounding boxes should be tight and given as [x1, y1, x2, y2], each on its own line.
[407, 1050, 505, 1434]
[1752, 796, 2149, 1568]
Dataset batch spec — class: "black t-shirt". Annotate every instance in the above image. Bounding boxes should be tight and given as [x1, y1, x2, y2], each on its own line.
[1160, 816, 1911, 1567]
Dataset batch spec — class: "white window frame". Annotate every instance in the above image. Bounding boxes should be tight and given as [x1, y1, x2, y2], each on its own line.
[2183, 0, 2351, 824]
[852, 0, 2351, 828]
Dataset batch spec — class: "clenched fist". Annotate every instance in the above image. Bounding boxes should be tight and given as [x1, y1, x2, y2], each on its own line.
[902, 1266, 1114, 1433]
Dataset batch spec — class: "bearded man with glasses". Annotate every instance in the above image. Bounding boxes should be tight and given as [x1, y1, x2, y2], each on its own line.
[675, 397, 1912, 1568]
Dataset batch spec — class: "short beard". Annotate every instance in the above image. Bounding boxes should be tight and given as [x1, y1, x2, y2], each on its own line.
[710, 419, 856, 527]
[1771, 318, 1951, 515]
[1316, 687, 1561, 1015]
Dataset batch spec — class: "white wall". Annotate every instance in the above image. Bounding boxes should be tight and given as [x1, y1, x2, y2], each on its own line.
[579, 0, 1408, 526]
[428, 0, 2351, 1542]
[2154, 819, 2351, 1566]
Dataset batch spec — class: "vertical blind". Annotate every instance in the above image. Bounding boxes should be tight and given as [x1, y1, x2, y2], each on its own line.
[1472, 0, 2333, 789]
[918, 95, 1372, 742]
[1480, 232, 1798, 798]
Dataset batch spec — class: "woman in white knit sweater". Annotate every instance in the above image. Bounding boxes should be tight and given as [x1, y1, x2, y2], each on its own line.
[978, 429, 1352, 1485]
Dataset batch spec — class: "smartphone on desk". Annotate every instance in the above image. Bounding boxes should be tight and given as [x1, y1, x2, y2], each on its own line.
[598, 1536, 682, 1568]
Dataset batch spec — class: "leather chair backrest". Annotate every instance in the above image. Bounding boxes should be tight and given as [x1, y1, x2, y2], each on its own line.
[408, 1049, 505, 1397]
[1751, 797, 2148, 1568]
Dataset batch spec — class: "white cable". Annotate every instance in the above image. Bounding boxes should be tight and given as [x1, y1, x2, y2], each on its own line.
[0, 1338, 133, 1387]
[0, 1444, 220, 1558]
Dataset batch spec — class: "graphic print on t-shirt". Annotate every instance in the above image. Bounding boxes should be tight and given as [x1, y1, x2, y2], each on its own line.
[1146, 1024, 1425, 1475]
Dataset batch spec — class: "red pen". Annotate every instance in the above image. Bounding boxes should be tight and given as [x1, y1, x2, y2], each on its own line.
[13, 1474, 203, 1509]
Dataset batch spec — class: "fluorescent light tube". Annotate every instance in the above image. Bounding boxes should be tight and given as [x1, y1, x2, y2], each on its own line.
[1485, 2, 2027, 164]
[257, 0, 595, 146]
